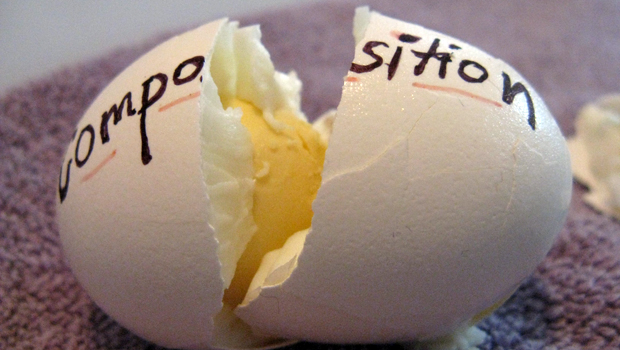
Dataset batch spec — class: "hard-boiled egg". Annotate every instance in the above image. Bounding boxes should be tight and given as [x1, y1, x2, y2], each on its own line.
[56, 7, 572, 350]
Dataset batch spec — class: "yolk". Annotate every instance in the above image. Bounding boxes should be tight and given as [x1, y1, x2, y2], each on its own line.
[223, 98, 326, 307]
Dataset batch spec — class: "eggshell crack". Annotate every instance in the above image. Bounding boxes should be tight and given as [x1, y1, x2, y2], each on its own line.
[57, 18, 301, 350]
[56, 6, 572, 350]
[234, 8, 571, 343]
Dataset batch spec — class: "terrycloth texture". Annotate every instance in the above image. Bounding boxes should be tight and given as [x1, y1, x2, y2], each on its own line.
[1, 1, 620, 349]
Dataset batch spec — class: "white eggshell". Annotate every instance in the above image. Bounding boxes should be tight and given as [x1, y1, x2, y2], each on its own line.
[56, 19, 291, 350]
[57, 20, 224, 349]
[235, 8, 572, 342]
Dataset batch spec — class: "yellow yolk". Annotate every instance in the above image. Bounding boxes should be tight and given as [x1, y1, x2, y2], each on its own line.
[223, 98, 326, 307]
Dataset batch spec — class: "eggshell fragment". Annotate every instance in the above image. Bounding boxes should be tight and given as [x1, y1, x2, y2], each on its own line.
[235, 8, 572, 343]
[567, 94, 620, 218]
[57, 20, 224, 349]
[56, 19, 294, 350]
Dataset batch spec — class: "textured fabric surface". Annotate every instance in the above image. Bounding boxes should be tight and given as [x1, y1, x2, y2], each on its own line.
[1, 1, 620, 349]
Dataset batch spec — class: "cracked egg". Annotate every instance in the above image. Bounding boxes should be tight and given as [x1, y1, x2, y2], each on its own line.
[56, 7, 572, 350]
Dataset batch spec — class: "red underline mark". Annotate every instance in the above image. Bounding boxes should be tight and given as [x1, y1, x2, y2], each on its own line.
[158, 91, 201, 112]
[345, 76, 359, 82]
[412, 82, 503, 108]
[81, 149, 117, 183]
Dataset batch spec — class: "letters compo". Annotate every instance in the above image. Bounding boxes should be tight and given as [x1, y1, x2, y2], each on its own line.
[58, 56, 204, 203]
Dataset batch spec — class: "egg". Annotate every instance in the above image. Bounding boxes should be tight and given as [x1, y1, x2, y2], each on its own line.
[56, 7, 572, 350]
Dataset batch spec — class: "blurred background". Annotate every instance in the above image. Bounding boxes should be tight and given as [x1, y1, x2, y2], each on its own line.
[0, 0, 318, 94]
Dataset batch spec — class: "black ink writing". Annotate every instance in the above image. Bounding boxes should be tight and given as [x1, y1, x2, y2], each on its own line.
[350, 41, 388, 74]
[173, 56, 205, 85]
[75, 124, 95, 167]
[387, 46, 402, 80]
[350, 33, 537, 132]
[59, 54, 205, 203]
[138, 73, 168, 165]
[412, 38, 452, 79]
[386, 33, 421, 80]
[458, 60, 488, 83]
[398, 33, 420, 43]
[100, 92, 136, 144]
[58, 159, 72, 203]
[501, 72, 536, 130]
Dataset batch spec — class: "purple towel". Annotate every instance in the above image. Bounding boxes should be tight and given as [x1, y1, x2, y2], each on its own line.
[2, 1, 620, 349]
